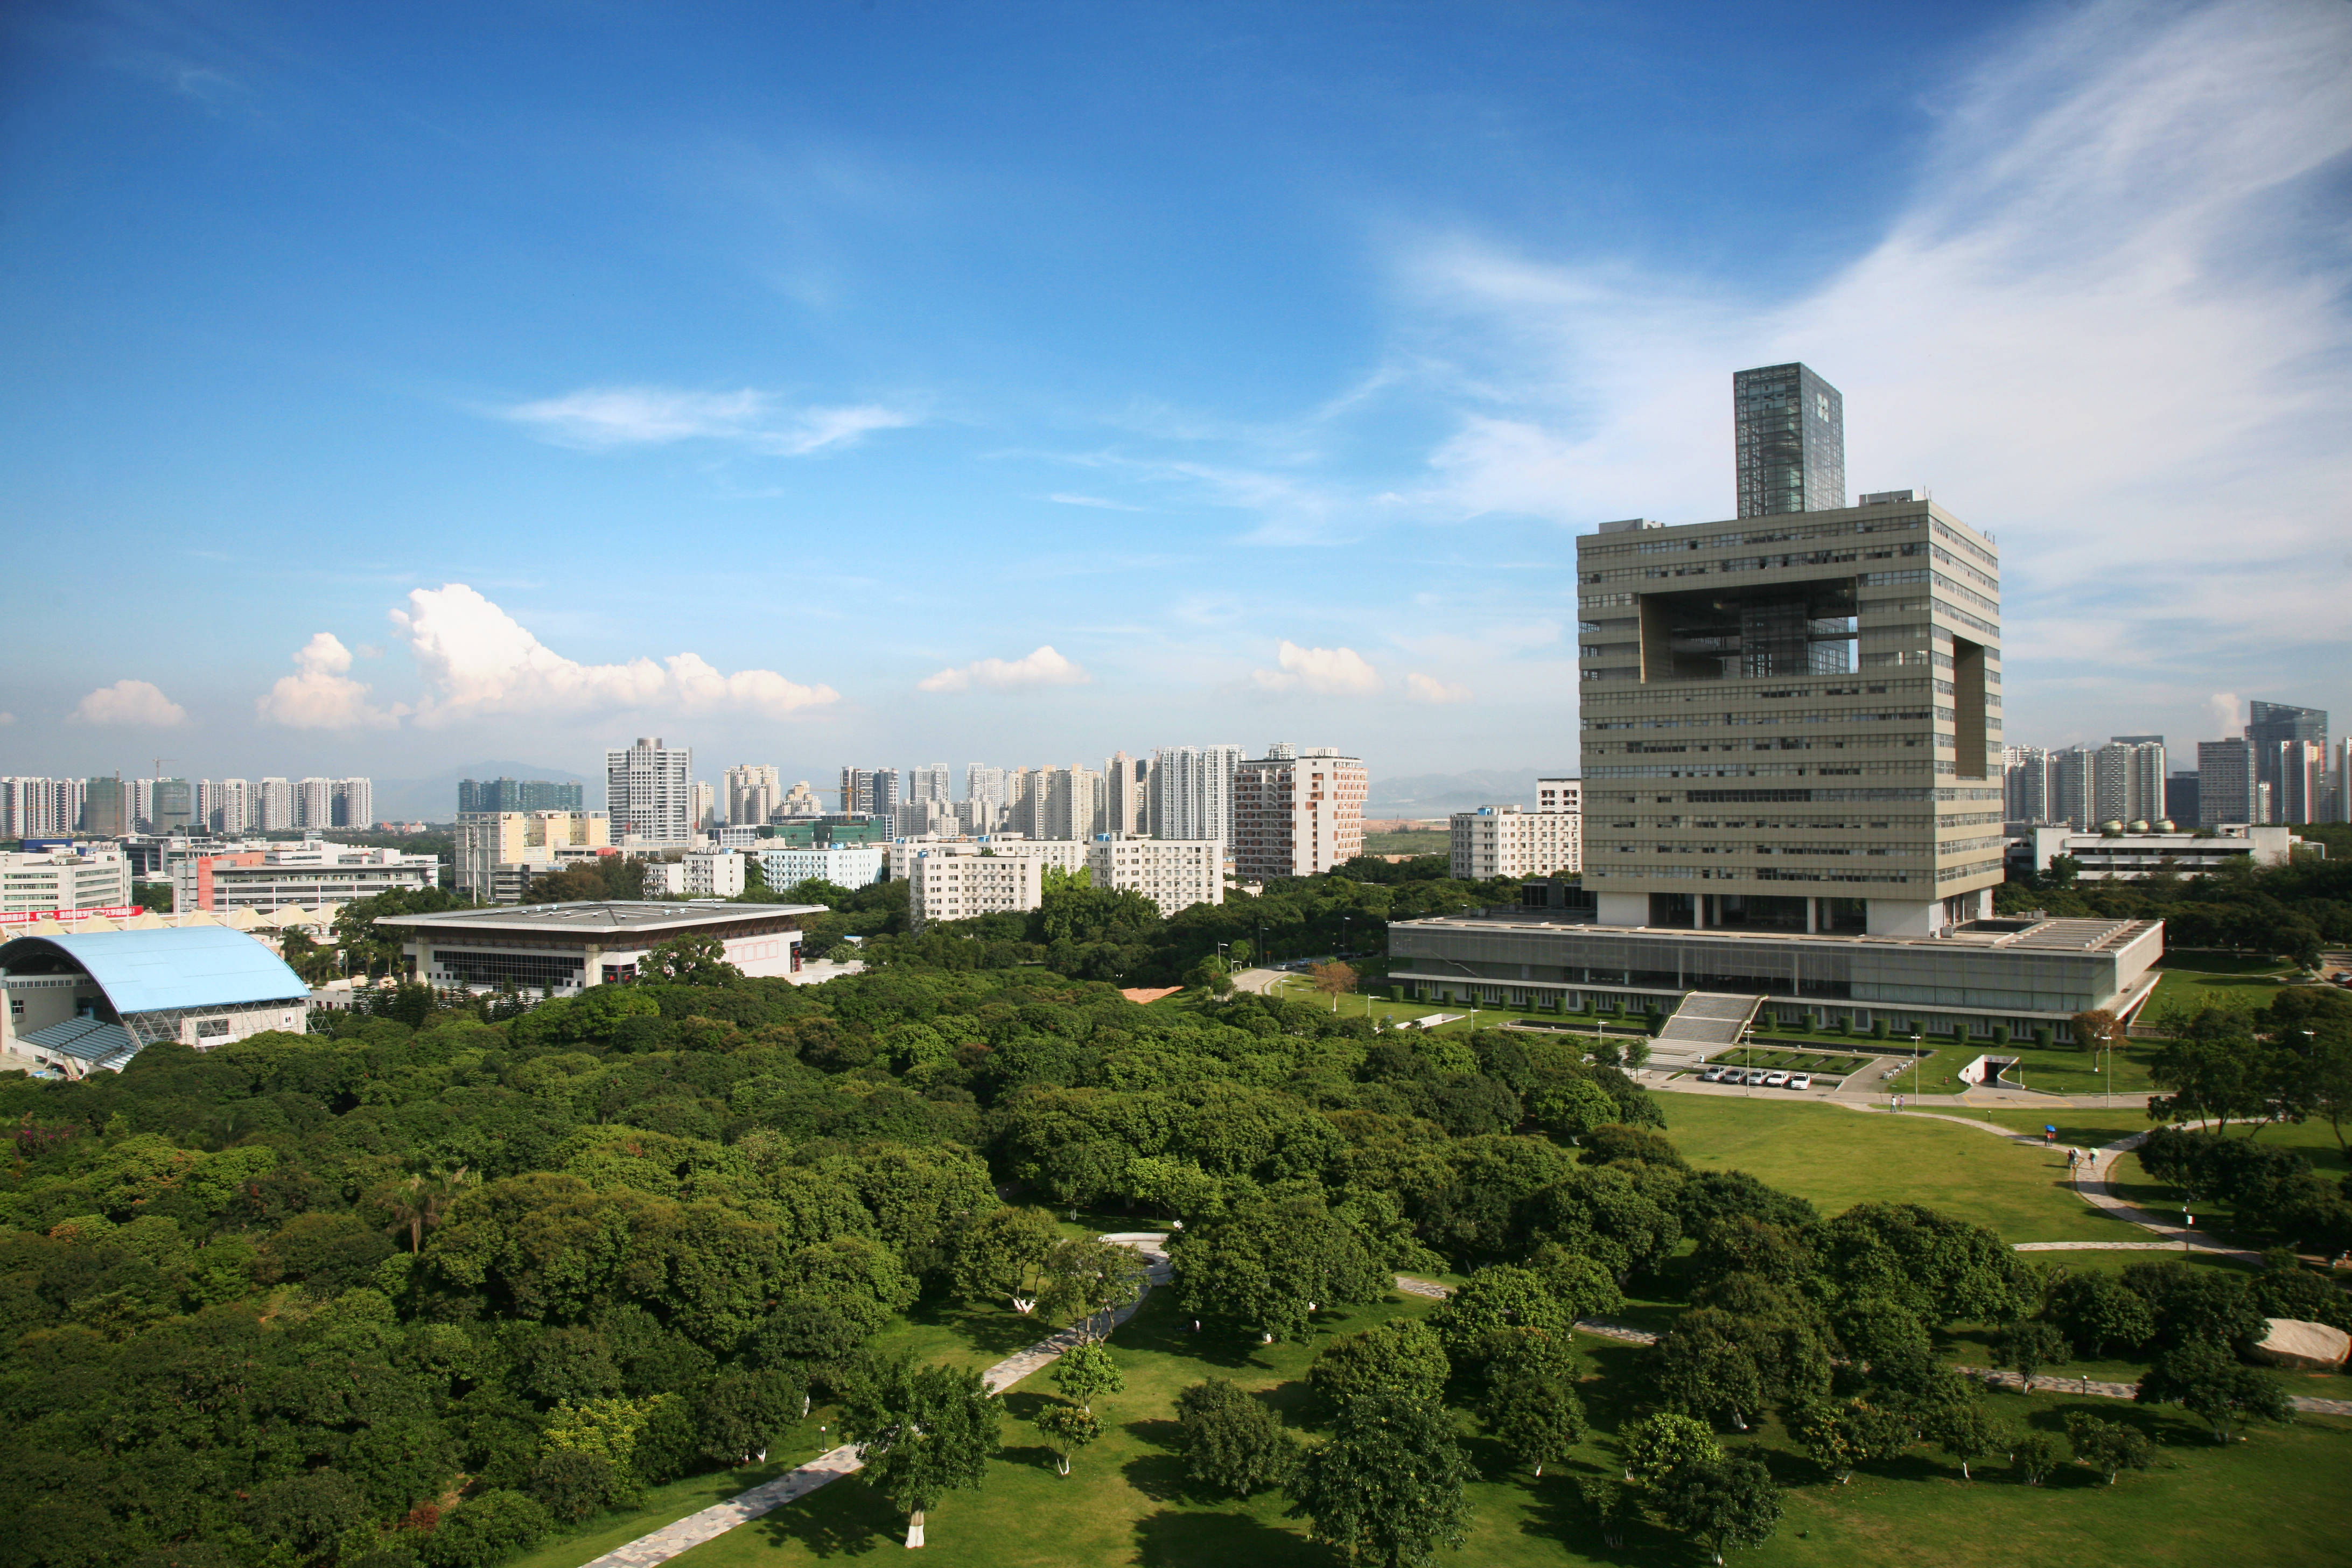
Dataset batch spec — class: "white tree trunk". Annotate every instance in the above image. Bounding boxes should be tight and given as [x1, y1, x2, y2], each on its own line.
[906, 1510, 926, 1548]
[1056, 1455, 1070, 1476]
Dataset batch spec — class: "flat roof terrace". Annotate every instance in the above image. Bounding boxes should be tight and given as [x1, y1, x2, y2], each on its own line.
[375, 900, 824, 937]
[1403, 911, 2151, 953]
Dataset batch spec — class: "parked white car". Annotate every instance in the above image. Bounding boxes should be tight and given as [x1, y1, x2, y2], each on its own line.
[1787, 1073, 1813, 1091]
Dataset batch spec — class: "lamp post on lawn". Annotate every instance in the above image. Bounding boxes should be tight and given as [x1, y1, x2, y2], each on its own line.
[1912, 1032, 1922, 1109]
[1742, 1023, 1753, 1098]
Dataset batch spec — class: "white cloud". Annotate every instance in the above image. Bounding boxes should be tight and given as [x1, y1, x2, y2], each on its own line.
[1405, 673, 1473, 705]
[917, 645, 1090, 693]
[1251, 641, 1383, 696]
[2206, 692, 2244, 740]
[72, 680, 186, 727]
[500, 386, 914, 456]
[0, 712, 15, 725]
[256, 633, 401, 730]
[391, 584, 838, 724]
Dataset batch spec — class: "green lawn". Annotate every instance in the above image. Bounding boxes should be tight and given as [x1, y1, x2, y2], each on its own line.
[1359, 829, 1448, 856]
[637, 1286, 2352, 1568]
[1657, 1095, 2136, 1244]
[2148, 956, 2296, 1015]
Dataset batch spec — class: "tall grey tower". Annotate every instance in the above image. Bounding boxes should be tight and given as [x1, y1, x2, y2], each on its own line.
[1734, 362, 1845, 517]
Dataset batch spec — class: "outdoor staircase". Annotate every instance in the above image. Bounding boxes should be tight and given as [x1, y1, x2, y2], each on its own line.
[1653, 991, 1767, 1057]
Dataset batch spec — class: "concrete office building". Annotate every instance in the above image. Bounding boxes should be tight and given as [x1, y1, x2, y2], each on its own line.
[456, 810, 612, 902]
[376, 901, 823, 991]
[1, 844, 135, 915]
[2196, 739, 2256, 828]
[459, 778, 584, 815]
[1386, 365, 2161, 1037]
[2165, 772, 2200, 828]
[1, 927, 311, 1078]
[1451, 794, 1583, 881]
[173, 841, 439, 913]
[1231, 746, 1367, 881]
[610, 738, 695, 845]
[81, 777, 130, 838]
[2247, 702, 2326, 820]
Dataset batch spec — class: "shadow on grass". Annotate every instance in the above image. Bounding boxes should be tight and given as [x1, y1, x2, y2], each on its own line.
[1115, 1290, 1272, 1370]
[1132, 1505, 1317, 1567]
[1121, 1447, 1193, 1502]
[748, 1473, 894, 1557]
[902, 1293, 1053, 1358]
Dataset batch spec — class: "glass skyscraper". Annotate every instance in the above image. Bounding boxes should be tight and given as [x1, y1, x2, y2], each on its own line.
[1734, 362, 1846, 518]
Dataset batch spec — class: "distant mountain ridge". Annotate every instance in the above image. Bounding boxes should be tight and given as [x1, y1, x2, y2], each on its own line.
[1366, 768, 1563, 820]
[372, 760, 592, 823]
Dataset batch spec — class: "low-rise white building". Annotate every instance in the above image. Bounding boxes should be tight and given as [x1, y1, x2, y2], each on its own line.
[2020, 823, 2301, 881]
[684, 849, 744, 898]
[1086, 835, 1223, 918]
[1451, 789, 1583, 881]
[760, 843, 888, 892]
[1, 844, 136, 916]
[172, 842, 439, 913]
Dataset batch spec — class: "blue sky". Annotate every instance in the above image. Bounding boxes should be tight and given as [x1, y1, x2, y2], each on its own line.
[3, 0, 2347, 802]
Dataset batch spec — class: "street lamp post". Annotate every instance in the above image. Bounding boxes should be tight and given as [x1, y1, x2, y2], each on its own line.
[1912, 1032, 1922, 1110]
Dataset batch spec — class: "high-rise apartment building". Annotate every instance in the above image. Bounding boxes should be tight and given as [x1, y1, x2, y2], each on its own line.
[333, 778, 373, 829]
[724, 765, 781, 828]
[295, 778, 334, 831]
[1231, 746, 1366, 881]
[963, 765, 1007, 834]
[839, 767, 900, 821]
[214, 778, 250, 835]
[2276, 740, 2328, 825]
[609, 738, 695, 844]
[150, 779, 196, 834]
[1103, 752, 1149, 837]
[906, 764, 952, 806]
[2, 778, 88, 840]
[459, 778, 585, 815]
[1148, 745, 1244, 842]
[256, 778, 296, 832]
[2003, 746, 2051, 823]
[1734, 362, 1846, 519]
[2090, 740, 2165, 827]
[2196, 739, 2256, 827]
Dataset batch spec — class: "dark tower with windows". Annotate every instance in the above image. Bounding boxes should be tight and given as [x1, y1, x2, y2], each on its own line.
[1734, 362, 1845, 517]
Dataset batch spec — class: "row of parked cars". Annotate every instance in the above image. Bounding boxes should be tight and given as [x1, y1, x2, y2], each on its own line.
[1698, 1065, 1816, 1090]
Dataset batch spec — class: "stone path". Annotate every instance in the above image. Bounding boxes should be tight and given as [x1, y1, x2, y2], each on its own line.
[576, 1236, 1171, 1568]
[1394, 1275, 1657, 1346]
[1956, 1365, 2352, 1418]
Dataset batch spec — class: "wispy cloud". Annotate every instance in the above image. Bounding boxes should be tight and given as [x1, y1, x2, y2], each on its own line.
[1251, 641, 1383, 697]
[499, 386, 916, 455]
[1045, 493, 1146, 511]
[390, 584, 838, 725]
[1404, 673, 1473, 705]
[918, 646, 1090, 692]
[72, 680, 186, 727]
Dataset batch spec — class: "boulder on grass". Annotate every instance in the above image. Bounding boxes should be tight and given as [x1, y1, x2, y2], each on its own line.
[2251, 1317, 2350, 1372]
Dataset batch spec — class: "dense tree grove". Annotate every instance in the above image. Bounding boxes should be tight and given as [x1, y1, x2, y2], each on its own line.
[0, 928, 2329, 1566]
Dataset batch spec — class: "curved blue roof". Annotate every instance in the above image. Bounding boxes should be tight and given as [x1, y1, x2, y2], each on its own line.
[0, 927, 309, 1015]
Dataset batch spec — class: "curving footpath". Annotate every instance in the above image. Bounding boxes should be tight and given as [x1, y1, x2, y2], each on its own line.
[577, 1236, 1172, 1568]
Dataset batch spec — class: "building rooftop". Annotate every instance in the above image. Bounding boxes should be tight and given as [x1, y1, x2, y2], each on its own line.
[1400, 912, 2159, 954]
[0, 926, 311, 1012]
[374, 900, 824, 935]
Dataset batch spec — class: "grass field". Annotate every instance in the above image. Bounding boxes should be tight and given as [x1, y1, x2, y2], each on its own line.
[1654, 1095, 2137, 1245]
[1359, 829, 1449, 857]
[2147, 952, 2298, 1014]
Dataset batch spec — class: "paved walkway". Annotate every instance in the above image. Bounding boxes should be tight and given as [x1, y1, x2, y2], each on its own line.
[577, 1236, 1171, 1568]
[1395, 1275, 1658, 1346]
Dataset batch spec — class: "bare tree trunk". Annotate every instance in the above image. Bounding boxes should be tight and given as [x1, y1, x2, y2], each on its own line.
[905, 1510, 926, 1548]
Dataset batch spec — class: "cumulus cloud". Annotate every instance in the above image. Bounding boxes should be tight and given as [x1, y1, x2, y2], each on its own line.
[1405, 673, 1473, 704]
[917, 646, 1090, 693]
[72, 680, 186, 727]
[2206, 692, 2244, 740]
[1251, 641, 1383, 696]
[391, 584, 838, 724]
[500, 386, 914, 456]
[256, 633, 401, 730]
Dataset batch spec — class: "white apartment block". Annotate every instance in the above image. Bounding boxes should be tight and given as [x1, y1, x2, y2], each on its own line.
[1087, 835, 1223, 918]
[1103, 752, 1149, 836]
[334, 778, 373, 828]
[759, 843, 887, 891]
[1, 845, 135, 915]
[684, 849, 744, 898]
[296, 777, 335, 830]
[1231, 746, 1367, 881]
[1450, 802, 1583, 881]
[256, 778, 296, 831]
[780, 780, 824, 817]
[642, 861, 687, 897]
[907, 846, 1045, 928]
[456, 811, 612, 901]
[1149, 745, 1243, 841]
[609, 737, 695, 844]
[173, 841, 439, 913]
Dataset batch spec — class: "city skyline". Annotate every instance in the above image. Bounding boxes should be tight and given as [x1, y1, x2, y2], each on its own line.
[4, 2, 2348, 785]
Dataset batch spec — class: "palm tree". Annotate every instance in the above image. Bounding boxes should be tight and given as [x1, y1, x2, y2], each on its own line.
[379, 1165, 474, 1252]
